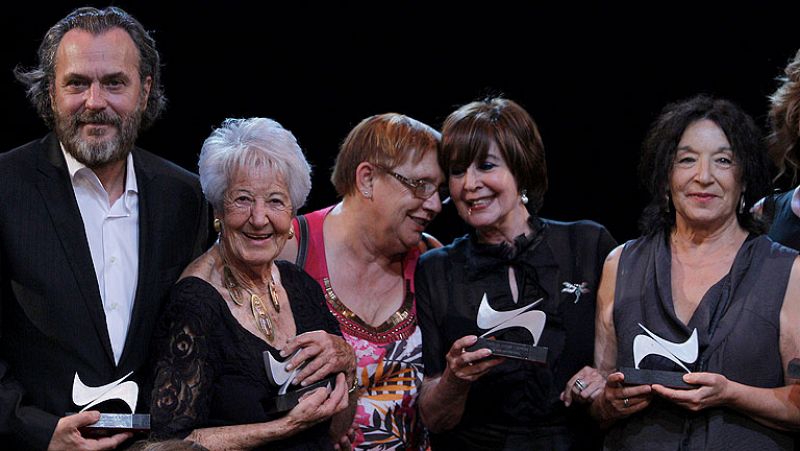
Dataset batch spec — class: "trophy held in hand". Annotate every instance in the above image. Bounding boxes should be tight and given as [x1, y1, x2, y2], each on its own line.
[261, 350, 337, 415]
[620, 324, 699, 389]
[70, 371, 150, 437]
[465, 293, 548, 363]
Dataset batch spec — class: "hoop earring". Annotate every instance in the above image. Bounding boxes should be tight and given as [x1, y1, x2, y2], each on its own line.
[287, 228, 295, 240]
[520, 190, 529, 205]
[213, 218, 222, 233]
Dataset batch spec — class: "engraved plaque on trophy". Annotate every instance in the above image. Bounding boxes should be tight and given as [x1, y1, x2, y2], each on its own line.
[464, 293, 548, 364]
[619, 323, 698, 389]
[70, 371, 149, 437]
[261, 351, 336, 415]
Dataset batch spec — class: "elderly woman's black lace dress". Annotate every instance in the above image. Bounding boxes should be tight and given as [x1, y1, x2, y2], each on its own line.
[150, 260, 341, 450]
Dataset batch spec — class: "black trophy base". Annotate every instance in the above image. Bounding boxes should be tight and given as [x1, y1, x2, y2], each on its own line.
[466, 337, 547, 364]
[71, 413, 150, 438]
[620, 367, 695, 389]
[788, 358, 800, 379]
[262, 376, 337, 415]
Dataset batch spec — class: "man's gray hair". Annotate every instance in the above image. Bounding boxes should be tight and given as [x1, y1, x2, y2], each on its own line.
[14, 6, 166, 129]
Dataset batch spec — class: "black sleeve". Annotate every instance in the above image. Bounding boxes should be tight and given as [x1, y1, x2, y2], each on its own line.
[0, 253, 59, 449]
[415, 250, 448, 377]
[150, 279, 217, 440]
[595, 225, 618, 270]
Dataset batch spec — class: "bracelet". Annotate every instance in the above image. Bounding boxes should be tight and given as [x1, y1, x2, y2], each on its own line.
[347, 375, 359, 394]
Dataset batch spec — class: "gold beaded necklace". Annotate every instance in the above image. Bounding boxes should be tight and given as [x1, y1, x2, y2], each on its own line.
[219, 244, 281, 341]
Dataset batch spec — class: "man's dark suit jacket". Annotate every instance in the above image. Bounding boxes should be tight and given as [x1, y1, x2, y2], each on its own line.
[0, 134, 209, 449]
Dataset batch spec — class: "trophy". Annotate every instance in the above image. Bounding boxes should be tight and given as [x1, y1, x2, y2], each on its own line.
[619, 323, 698, 389]
[465, 293, 548, 363]
[71, 371, 149, 437]
[262, 351, 336, 415]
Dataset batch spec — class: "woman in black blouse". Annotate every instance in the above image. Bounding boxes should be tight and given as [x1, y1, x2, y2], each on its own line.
[416, 97, 616, 450]
[150, 118, 357, 450]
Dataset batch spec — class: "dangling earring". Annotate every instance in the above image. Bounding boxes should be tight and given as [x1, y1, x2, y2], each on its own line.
[520, 190, 529, 205]
[664, 193, 671, 213]
[287, 227, 295, 240]
[213, 218, 222, 233]
[739, 194, 746, 215]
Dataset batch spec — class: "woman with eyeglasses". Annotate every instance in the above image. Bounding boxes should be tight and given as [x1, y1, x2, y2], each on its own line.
[278, 113, 445, 449]
[415, 98, 616, 450]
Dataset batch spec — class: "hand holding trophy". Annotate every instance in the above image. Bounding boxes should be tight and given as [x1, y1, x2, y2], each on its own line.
[262, 350, 338, 414]
[465, 293, 548, 363]
[70, 371, 149, 437]
[620, 324, 699, 389]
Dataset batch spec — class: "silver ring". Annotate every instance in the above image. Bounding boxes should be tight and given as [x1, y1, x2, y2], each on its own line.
[574, 378, 586, 392]
[623, 398, 630, 408]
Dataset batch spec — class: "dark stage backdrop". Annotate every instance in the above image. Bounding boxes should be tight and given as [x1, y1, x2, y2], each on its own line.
[3, 2, 798, 244]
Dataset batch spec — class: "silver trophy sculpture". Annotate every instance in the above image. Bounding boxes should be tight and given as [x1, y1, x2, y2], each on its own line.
[620, 323, 698, 389]
[262, 351, 336, 414]
[71, 371, 149, 436]
[465, 293, 548, 363]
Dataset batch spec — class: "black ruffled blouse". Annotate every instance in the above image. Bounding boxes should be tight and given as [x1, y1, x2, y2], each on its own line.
[416, 217, 616, 451]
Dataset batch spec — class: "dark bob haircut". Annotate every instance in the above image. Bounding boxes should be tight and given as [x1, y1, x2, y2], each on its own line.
[14, 6, 166, 130]
[440, 97, 547, 214]
[638, 94, 771, 236]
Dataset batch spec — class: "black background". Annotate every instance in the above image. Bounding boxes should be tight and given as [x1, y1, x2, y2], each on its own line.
[3, 1, 798, 244]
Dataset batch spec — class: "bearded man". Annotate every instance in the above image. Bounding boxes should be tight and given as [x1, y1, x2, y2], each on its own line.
[0, 7, 208, 450]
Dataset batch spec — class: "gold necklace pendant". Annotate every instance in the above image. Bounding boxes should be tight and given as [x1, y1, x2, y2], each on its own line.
[268, 278, 280, 313]
[250, 293, 274, 340]
[223, 266, 244, 306]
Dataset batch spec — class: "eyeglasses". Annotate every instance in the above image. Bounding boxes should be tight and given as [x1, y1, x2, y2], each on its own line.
[375, 165, 448, 200]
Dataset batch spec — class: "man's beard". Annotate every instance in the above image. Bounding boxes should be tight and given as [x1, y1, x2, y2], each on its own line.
[54, 103, 143, 169]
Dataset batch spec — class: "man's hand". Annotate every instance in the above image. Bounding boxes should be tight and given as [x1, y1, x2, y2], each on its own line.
[47, 411, 132, 451]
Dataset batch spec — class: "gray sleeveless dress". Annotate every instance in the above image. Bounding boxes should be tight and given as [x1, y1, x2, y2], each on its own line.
[604, 233, 797, 451]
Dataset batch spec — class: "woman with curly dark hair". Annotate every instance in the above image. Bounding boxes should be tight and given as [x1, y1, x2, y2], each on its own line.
[592, 95, 800, 450]
[764, 49, 800, 249]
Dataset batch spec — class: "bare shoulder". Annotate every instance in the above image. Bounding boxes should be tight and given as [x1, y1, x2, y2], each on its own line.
[779, 255, 800, 331]
[597, 244, 625, 305]
[779, 256, 800, 373]
[179, 249, 218, 282]
[783, 256, 800, 303]
[604, 244, 625, 269]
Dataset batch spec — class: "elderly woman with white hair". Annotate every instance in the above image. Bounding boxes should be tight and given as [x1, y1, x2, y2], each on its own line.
[150, 118, 357, 450]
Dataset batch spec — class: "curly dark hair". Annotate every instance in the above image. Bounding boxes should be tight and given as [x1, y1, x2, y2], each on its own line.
[768, 48, 800, 184]
[638, 95, 771, 236]
[440, 97, 547, 214]
[13, 6, 166, 129]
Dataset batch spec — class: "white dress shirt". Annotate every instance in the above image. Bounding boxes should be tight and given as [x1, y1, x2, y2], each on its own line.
[63, 147, 139, 364]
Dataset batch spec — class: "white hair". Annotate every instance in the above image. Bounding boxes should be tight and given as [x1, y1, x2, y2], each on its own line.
[199, 117, 312, 214]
